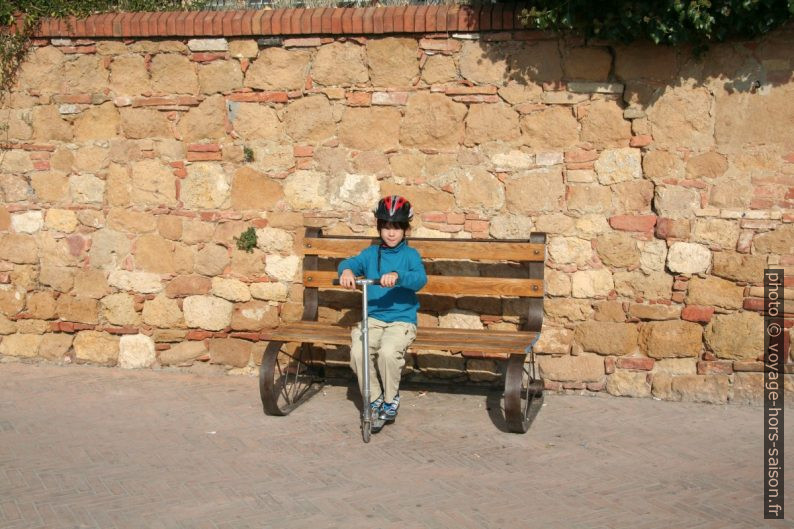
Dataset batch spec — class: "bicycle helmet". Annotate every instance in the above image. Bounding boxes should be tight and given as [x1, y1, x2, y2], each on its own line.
[374, 195, 413, 223]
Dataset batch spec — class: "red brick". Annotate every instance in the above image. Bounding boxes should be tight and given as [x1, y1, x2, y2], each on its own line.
[191, 52, 226, 62]
[629, 135, 653, 147]
[187, 143, 220, 152]
[681, 305, 714, 323]
[670, 292, 685, 303]
[743, 298, 764, 312]
[187, 152, 222, 162]
[616, 357, 655, 371]
[186, 330, 213, 341]
[697, 361, 733, 375]
[565, 149, 598, 163]
[465, 220, 489, 232]
[421, 212, 447, 223]
[609, 215, 657, 232]
[604, 356, 616, 374]
[446, 213, 465, 225]
[293, 145, 314, 157]
[732, 360, 764, 372]
[227, 92, 289, 103]
[655, 217, 690, 240]
[345, 92, 372, 106]
[372, 91, 409, 106]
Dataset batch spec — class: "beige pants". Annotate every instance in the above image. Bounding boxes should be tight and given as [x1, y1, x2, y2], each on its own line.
[350, 318, 416, 404]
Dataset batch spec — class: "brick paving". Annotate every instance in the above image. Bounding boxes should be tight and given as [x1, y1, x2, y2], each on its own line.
[0, 362, 791, 529]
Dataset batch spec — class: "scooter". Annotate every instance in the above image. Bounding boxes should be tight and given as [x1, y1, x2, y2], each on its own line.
[335, 278, 386, 443]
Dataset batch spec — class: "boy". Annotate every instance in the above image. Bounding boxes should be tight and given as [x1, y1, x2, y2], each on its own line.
[338, 195, 427, 423]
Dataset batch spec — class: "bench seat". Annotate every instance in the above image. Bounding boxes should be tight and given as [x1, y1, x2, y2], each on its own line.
[267, 320, 538, 356]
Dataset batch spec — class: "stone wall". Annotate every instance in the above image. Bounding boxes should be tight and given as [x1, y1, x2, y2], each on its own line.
[1, 7, 792, 403]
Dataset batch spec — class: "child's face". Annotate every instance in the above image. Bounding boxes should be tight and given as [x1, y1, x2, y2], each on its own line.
[380, 223, 405, 248]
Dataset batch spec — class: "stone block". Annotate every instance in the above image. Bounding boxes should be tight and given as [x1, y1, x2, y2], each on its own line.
[108, 271, 163, 294]
[100, 293, 139, 326]
[538, 353, 604, 382]
[606, 370, 651, 397]
[401, 93, 466, 149]
[506, 168, 565, 214]
[312, 42, 368, 86]
[118, 334, 155, 369]
[686, 276, 743, 309]
[245, 48, 310, 91]
[339, 107, 401, 150]
[177, 95, 226, 143]
[639, 321, 702, 359]
[705, 311, 764, 361]
[571, 268, 614, 298]
[574, 321, 638, 356]
[142, 294, 185, 328]
[231, 300, 279, 331]
[159, 340, 207, 366]
[183, 296, 232, 331]
[73, 331, 119, 365]
[198, 60, 243, 94]
[464, 103, 520, 145]
[56, 295, 98, 324]
[0, 334, 42, 358]
[150, 53, 198, 94]
[666, 242, 711, 275]
[520, 106, 579, 150]
[208, 338, 252, 368]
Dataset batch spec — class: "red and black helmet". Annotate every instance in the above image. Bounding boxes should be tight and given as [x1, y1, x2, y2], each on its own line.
[374, 195, 413, 223]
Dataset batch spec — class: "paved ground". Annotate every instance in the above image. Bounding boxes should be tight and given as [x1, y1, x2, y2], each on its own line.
[0, 362, 792, 529]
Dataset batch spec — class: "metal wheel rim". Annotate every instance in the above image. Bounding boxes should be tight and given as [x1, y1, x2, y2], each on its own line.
[261, 342, 322, 416]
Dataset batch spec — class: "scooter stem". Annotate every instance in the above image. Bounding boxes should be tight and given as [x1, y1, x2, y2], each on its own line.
[360, 280, 370, 419]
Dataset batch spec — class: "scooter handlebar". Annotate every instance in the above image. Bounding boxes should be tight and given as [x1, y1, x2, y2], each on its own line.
[332, 278, 382, 286]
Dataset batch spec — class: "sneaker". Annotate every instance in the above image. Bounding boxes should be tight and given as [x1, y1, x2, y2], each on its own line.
[379, 394, 400, 422]
[370, 394, 384, 412]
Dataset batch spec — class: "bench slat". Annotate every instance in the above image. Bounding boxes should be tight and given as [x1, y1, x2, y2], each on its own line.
[303, 237, 544, 261]
[266, 322, 536, 355]
[303, 270, 543, 297]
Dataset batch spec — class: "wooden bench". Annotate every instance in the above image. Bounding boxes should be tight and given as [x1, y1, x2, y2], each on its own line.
[259, 228, 547, 433]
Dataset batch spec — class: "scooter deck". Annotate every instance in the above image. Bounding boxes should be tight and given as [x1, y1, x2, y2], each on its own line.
[371, 416, 387, 433]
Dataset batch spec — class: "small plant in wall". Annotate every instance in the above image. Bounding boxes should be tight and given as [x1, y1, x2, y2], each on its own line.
[235, 226, 258, 253]
[243, 146, 254, 163]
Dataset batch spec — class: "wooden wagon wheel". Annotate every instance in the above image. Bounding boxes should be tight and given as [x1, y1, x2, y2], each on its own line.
[260, 341, 324, 416]
[503, 349, 544, 433]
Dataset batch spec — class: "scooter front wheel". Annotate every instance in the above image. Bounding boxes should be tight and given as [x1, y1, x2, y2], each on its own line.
[362, 418, 371, 443]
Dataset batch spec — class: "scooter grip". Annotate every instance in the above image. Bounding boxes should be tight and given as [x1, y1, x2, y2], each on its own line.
[331, 278, 382, 286]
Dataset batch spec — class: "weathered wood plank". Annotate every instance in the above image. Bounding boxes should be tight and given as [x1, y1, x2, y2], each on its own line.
[303, 270, 543, 297]
[302, 237, 544, 261]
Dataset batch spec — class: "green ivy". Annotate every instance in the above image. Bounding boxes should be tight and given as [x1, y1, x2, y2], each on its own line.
[235, 227, 258, 254]
[518, 0, 794, 50]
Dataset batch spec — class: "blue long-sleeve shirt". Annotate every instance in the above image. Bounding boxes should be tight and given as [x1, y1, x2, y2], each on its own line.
[337, 240, 427, 324]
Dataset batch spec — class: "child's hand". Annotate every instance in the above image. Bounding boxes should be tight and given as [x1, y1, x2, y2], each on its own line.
[339, 269, 356, 289]
[380, 272, 398, 288]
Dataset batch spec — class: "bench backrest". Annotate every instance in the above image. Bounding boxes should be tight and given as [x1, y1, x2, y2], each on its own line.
[299, 228, 546, 333]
